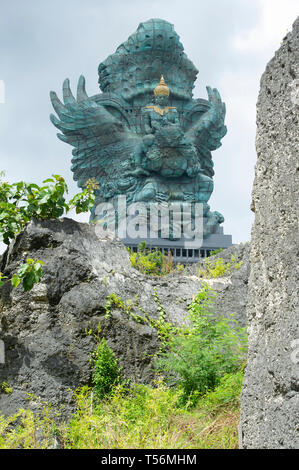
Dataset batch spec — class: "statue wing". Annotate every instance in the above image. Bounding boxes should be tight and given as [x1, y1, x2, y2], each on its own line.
[50, 76, 137, 188]
[184, 87, 227, 177]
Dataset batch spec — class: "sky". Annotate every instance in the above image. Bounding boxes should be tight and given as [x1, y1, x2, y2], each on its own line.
[0, 0, 298, 253]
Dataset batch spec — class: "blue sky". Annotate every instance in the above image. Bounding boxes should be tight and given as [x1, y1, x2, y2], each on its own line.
[0, 0, 298, 252]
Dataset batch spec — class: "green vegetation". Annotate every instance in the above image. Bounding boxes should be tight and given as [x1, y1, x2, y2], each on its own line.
[197, 254, 243, 278]
[156, 284, 247, 405]
[0, 382, 12, 395]
[0, 172, 247, 449]
[104, 289, 182, 347]
[209, 248, 224, 256]
[91, 338, 123, 402]
[127, 242, 184, 276]
[0, 258, 44, 292]
[64, 372, 242, 449]
[127, 243, 242, 280]
[0, 173, 97, 292]
[0, 172, 97, 246]
[0, 371, 242, 449]
[0, 283, 247, 449]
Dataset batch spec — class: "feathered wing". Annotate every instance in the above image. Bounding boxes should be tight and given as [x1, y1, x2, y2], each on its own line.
[184, 87, 227, 177]
[50, 75, 138, 188]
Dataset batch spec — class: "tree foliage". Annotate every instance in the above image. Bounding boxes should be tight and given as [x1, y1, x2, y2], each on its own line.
[0, 172, 97, 292]
[0, 172, 97, 246]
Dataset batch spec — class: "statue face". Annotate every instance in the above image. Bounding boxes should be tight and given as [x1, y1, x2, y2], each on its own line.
[155, 95, 169, 106]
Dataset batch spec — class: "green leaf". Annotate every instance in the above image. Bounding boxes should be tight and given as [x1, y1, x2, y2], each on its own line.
[38, 194, 51, 204]
[42, 178, 55, 183]
[22, 272, 36, 292]
[11, 274, 21, 288]
[17, 263, 29, 277]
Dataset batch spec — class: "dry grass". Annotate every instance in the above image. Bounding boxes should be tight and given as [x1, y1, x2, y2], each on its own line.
[0, 377, 242, 449]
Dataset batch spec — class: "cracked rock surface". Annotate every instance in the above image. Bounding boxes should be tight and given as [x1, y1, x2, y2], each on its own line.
[0, 218, 248, 418]
[239, 17, 299, 449]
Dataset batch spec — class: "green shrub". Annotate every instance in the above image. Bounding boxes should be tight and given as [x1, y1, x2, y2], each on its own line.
[91, 338, 122, 402]
[128, 242, 170, 275]
[128, 242, 184, 276]
[66, 381, 183, 449]
[156, 283, 247, 405]
[0, 399, 61, 449]
[209, 248, 224, 256]
[195, 368, 245, 416]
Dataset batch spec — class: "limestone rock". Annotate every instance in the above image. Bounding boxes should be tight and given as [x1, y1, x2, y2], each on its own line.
[239, 17, 299, 449]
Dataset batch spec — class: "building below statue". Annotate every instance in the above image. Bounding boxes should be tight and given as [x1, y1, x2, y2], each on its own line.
[121, 225, 232, 263]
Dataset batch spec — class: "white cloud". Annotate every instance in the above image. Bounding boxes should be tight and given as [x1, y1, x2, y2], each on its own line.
[233, 0, 298, 55]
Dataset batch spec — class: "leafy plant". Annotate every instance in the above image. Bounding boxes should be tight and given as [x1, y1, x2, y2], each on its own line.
[104, 290, 182, 348]
[0, 173, 97, 245]
[90, 338, 122, 402]
[0, 258, 44, 292]
[197, 254, 243, 278]
[0, 396, 61, 449]
[0, 174, 97, 292]
[63, 372, 243, 449]
[68, 178, 98, 214]
[194, 368, 245, 416]
[0, 382, 12, 394]
[128, 242, 184, 276]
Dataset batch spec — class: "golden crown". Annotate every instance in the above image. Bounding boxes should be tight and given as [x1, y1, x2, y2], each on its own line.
[154, 75, 170, 97]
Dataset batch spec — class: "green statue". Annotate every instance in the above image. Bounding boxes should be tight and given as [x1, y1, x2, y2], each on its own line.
[50, 19, 227, 239]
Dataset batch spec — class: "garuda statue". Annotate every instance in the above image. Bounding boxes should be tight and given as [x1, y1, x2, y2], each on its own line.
[50, 19, 227, 239]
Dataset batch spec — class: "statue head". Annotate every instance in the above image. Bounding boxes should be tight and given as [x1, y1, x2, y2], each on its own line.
[154, 76, 169, 106]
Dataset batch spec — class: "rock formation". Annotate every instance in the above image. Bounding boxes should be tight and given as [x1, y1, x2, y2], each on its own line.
[0, 218, 248, 418]
[239, 17, 299, 449]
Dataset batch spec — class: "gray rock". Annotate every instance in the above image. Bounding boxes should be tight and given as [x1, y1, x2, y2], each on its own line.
[239, 17, 299, 449]
[0, 218, 248, 418]
[184, 242, 250, 327]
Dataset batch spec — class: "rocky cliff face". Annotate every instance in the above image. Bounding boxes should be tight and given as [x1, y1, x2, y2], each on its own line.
[0, 218, 249, 418]
[239, 17, 299, 449]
